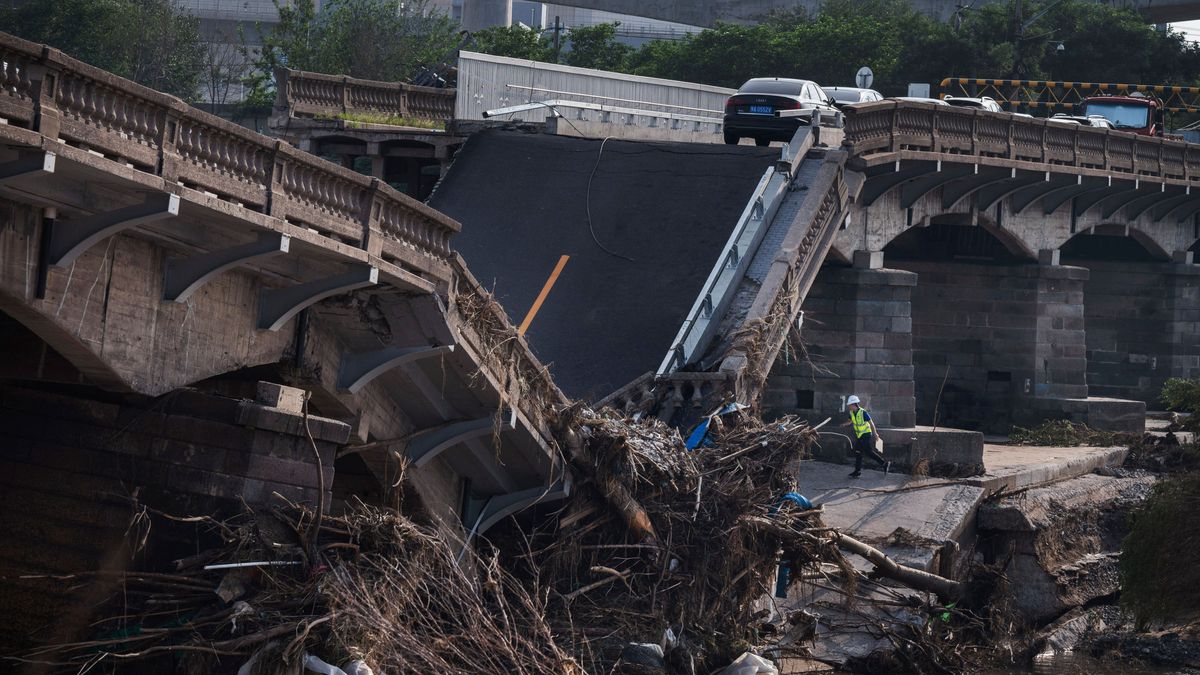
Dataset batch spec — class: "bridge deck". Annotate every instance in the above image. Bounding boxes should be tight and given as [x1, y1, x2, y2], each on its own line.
[429, 130, 777, 400]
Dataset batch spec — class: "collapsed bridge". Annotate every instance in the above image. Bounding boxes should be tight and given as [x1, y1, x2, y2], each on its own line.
[1, 31, 1199, 660]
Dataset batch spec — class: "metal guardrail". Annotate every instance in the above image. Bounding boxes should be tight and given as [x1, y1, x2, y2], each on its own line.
[274, 67, 456, 123]
[483, 99, 720, 125]
[939, 77, 1200, 114]
[842, 100, 1200, 183]
[456, 51, 734, 123]
[0, 33, 460, 278]
[503, 85, 722, 117]
[656, 124, 817, 376]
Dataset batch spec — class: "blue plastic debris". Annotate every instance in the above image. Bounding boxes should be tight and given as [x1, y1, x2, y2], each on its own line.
[684, 402, 750, 450]
[770, 492, 814, 515]
[685, 418, 712, 450]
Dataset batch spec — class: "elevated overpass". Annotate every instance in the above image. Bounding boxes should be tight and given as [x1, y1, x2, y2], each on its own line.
[463, 0, 1200, 29]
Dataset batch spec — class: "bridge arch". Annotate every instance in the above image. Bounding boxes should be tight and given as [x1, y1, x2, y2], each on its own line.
[0, 289, 127, 391]
[1060, 225, 1172, 262]
[884, 219, 1063, 432]
[883, 214, 1038, 264]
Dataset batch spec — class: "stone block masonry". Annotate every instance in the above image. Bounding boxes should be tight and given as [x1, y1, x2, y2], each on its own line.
[765, 264, 918, 431]
[1067, 259, 1200, 404]
[892, 260, 1090, 434]
[0, 382, 349, 653]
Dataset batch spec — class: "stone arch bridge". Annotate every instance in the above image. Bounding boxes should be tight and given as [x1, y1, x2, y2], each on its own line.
[756, 101, 1200, 438]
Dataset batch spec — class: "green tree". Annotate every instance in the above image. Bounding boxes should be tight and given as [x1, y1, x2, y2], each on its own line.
[618, 0, 1200, 96]
[256, 0, 460, 82]
[627, 23, 777, 88]
[0, 0, 204, 100]
[564, 23, 632, 71]
[470, 25, 554, 61]
[1121, 472, 1200, 626]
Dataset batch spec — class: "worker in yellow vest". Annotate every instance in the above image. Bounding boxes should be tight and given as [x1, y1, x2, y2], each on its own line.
[844, 395, 889, 478]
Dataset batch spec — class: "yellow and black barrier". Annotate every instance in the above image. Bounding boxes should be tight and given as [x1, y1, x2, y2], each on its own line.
[937, 78, 1200, 114]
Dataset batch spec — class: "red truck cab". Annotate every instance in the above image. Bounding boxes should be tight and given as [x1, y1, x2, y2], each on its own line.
[1079, 95, 1165, 136]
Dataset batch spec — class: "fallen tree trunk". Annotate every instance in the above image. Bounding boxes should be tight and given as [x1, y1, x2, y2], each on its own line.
[744, 515, 963, 601]
[830, 531, 963, 602]
[563, 427, 659, 543]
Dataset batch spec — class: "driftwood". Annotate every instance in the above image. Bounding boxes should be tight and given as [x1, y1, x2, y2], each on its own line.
[830, 531, 963, 601]
[563, 427, 659, 542]
[743, 514, 963, 601]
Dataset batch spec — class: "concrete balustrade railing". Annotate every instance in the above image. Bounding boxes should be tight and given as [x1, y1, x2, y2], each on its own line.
[0, 33, 459, 279]
[843, 100, 1198, 182]
[275, 67, 456, 123]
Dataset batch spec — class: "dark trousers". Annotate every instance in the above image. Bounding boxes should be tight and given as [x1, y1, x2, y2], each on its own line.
[853, 432, 886, 473]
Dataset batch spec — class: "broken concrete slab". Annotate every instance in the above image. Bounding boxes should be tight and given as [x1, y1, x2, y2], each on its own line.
[978, 472, 1153, 532]
[978, 472, 1155, 624]
[795, 460, 985, 571]
[971, 444, 1130, 492]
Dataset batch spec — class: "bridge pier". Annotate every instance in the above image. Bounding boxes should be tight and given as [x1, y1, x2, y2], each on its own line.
[764, 255, 917, 430]
[892, 254, 1111, 433]
[1062, 245, 1200, 405]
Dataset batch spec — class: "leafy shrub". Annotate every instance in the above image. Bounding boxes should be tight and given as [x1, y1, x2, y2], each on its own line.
[1161, 378, 1200, 430]
[1120, 473, 1200, 626]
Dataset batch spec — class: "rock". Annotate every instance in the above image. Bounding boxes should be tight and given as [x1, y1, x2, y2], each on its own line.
[620, 642, 665, 670]
[1032, 606, 1107, 657]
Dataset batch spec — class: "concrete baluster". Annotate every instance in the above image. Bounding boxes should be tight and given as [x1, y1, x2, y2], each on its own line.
[157, 103, 185, 183]
[26, 53, 61, 140]
[360, 178, 386, 258]
[266, 140, 289, 221]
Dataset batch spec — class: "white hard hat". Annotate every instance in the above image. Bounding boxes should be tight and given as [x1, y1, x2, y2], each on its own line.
[847, 395, 861, 405]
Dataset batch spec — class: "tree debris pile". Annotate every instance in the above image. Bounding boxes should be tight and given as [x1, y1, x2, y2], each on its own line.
[22, 406, 991, 674]
[22, 501, 577, 674]
[451, 265, 566, 425]
[1009, 420, 1137, 447]
[529, 406, 825, 672]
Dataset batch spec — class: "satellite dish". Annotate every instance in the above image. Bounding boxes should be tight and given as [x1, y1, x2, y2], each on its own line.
[856, 66, 874, 89]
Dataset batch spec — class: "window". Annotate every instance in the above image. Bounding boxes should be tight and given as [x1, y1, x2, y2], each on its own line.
[827, 89, 862, 103]
[739, 79, 803, 96]
[1082, 101, 1150, 130]
[795, 389, 815, 408]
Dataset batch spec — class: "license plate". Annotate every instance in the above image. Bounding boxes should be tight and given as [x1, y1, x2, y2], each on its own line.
[748, 105, 773, 114]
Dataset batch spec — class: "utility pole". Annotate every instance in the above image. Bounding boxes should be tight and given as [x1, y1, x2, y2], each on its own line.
[1012, 0, 1066, 79]
[553, 15, 562, 62]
